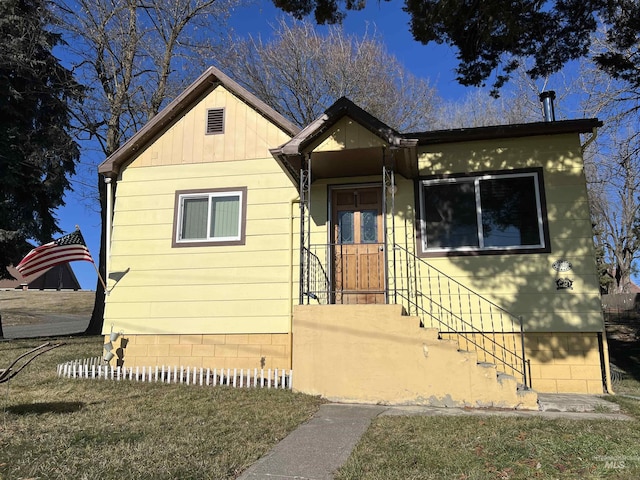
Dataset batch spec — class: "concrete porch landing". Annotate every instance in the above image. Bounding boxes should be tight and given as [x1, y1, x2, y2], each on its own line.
[537, 393, 621, 413]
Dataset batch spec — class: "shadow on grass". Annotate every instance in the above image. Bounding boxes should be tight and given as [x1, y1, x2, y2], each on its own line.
[608, 337, 640, 381]
[5, 401, 84, 415]
[605, 314, 640, 383]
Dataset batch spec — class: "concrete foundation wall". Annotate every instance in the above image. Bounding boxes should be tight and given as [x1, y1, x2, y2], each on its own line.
[105, 333, 291, 370]
[442, 331, 604, 394]
[292, 305, 537, 409]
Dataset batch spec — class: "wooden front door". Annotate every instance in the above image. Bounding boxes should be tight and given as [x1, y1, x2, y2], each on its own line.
[331, 187, 385, 304]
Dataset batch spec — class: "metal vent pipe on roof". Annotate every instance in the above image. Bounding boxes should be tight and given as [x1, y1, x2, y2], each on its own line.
[539, 91, 556, 122]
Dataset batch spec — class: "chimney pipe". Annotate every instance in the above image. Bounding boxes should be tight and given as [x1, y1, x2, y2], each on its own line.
[539, 91, 556, 122]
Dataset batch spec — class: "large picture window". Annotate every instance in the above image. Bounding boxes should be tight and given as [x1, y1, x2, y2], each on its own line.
[418, 169, 549, 255]
[173, 187, 247, 247]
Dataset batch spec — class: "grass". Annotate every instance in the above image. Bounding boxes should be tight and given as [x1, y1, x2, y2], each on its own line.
[2, 297, 639, 479]
[0, 336, 323, 480]
[336, 413, 640, 480]
[0, 290, 95, 325]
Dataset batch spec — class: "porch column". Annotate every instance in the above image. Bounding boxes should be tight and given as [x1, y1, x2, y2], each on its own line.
[299, 153, 311, 304]
[382, 154, 396, 304]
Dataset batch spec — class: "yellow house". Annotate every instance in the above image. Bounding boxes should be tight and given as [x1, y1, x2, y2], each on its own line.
[99, 66, 611, 409]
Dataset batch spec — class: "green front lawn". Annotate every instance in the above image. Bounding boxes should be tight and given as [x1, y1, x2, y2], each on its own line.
[336, 321, 640, 480]
[0, 337, 323, 480]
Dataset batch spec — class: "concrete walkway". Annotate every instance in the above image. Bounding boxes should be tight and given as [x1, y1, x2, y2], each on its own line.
[239, 404, 386, 480]
[2, 314, 89, 339]
[238, 394, 634, 480]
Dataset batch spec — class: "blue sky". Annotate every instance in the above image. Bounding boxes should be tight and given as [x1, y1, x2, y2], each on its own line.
[229, 0, 471, 100]
[56, 0, 475, 290]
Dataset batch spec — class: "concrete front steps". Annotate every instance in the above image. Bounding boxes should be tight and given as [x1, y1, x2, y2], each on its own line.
[292, 304, 538, 410]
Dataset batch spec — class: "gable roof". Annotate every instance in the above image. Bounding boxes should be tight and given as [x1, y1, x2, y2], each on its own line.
[273, 97, 415, 157]
[98, 66, 301, 177]
[270, 97, 419, 183]
[1, 264, 81, 290]
[271, 96, 603, 183]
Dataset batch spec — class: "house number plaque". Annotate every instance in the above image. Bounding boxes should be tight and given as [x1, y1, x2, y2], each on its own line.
[552, 259, 573, 272]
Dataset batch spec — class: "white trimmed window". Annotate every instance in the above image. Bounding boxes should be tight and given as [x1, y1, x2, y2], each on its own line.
[173, 188, 246, 246]
[418, 169, 549, 255]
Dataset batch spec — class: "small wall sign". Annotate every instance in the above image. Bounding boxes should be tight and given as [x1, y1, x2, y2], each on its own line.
[552, 259, 573, 272]
[556, 278, 574, 290]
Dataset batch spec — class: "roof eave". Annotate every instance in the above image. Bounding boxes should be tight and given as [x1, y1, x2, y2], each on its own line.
[283, 98, 404, 157]
[98, 66, 301, 177]
[406, 118, 603, 146]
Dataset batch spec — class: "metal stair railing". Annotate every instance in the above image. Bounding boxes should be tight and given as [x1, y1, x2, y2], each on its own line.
[301, 246, 331, 304]
[392, 243, 529, 387]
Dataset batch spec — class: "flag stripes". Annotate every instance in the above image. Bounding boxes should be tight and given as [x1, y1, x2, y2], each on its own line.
[16, 229, 94, 278]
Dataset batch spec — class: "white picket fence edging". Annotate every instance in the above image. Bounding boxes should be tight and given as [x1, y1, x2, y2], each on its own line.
[57, 358, 293, 390]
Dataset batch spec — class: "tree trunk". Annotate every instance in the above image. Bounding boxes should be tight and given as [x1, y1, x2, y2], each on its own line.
[84, 175, 107, 335]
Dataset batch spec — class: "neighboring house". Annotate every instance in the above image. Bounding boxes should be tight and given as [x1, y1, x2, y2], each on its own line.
[98, 66, 610, 408]
[1, 264, 81, 291]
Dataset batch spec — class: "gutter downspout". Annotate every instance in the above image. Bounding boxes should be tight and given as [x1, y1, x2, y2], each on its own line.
[580, 126, 613, 393]
[105, 176, 113, 294]
[289, 196, 300, 371]
[602, 331, 615, 394]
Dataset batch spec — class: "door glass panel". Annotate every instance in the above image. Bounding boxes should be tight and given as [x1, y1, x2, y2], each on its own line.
[338, 211, 354, 244]
[361, 210, 378, 243]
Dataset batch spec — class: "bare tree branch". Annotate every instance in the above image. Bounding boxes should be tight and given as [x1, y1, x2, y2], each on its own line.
[219, 18, 440, 131]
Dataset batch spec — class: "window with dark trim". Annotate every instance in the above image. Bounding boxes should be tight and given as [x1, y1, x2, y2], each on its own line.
[172, 187, 247, 247]
[418, 169, 550, 256]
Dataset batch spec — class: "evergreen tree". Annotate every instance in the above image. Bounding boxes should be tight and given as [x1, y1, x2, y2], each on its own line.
[0, 0, 82, 278]
[272, 0, 639, 95]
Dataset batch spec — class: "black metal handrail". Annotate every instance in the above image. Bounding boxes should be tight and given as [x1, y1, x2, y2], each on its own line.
[301, 246, 331, 304]
[303, 243, 387, 305]
[391, 243, 528, 386]
[300, 241, 528, 386]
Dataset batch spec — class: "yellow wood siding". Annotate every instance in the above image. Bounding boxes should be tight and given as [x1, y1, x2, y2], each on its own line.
[106, 159, 297, 335]
[104, 85, 298, 336]
[411, 134, 604, 332]
[302, 134, 603, 333]
[310, 117, 387, 152]
[130, 86, 291, 167]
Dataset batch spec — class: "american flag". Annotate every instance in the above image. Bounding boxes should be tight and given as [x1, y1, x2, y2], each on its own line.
[16, 229, 94, 278]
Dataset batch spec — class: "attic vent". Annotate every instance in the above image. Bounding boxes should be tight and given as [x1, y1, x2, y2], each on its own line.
[206, 108, 224, 134]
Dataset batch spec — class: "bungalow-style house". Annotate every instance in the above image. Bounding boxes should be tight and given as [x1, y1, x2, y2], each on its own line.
[98, 66, 611, 409]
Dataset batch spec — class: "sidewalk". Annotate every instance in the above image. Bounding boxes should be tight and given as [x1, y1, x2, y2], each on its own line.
[1, 314, 89, 339]
[238, 394, 632, 480]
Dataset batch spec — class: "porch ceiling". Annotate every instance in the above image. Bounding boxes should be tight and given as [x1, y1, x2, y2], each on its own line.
[309, 146, 418, 180]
